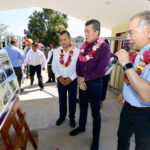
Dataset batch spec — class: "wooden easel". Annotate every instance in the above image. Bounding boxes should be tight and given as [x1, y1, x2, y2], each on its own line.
[0, 97, 37, 150]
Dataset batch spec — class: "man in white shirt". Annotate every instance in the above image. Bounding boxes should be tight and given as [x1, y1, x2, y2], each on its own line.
[25, 42, 47, 90]
[52, 30, 79, 127]
[46, 45, 55, 83]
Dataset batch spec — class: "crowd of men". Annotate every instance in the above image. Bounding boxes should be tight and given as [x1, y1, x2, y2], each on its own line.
[2, 10, 150, 150]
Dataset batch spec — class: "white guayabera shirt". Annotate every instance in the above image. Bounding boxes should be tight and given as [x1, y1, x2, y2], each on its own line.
[25, 49, 47, 68]
[52, 46, 79, 81]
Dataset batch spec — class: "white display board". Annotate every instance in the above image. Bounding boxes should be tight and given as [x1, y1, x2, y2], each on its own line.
[0, 49, 20, 128]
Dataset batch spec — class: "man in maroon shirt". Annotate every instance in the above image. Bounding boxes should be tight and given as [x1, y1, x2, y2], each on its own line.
[69, 19, 111, 150]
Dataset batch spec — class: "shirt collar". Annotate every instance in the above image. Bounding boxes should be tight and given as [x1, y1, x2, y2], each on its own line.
[10, 44, 14, 47]
[32, 49, 39, 53]
[60, 46, 71, 52]
[139, 44, 150, 54]
[87, 37, 99, 46]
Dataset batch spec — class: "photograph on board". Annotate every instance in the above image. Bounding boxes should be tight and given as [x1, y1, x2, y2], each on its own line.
[0, 81, 12, 105]
[8, 74, 18, 93]
[2, 60, 13, 78]
[0, 64, 6, 85]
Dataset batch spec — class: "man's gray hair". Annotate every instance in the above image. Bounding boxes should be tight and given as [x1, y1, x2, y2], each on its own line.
[131, 11, 150, 28]
[85, 19, 101, 36]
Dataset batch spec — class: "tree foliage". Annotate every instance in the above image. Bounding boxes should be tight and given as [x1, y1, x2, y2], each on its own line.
[24, 9, 68, 47]
[0, 24, 8, 34]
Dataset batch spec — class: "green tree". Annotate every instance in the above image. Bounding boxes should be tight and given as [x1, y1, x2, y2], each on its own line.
[24, 9, 68, 47]
[0, 24, 8, 34]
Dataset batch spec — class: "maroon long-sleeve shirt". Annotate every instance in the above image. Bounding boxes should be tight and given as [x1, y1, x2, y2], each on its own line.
[76, 39, 111, 81]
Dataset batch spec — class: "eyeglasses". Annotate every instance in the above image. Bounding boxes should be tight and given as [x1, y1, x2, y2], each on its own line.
[126, 30, 136, 37]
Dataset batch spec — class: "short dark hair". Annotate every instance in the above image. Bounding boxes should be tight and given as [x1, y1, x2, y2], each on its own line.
[32, 42, 38, 46]
[60, 30, 71, 38]
[85, 19, 101, 36]
[49, 44, 53, 48]
[10, 40, 16, 45]
[105, 39, 109, 45]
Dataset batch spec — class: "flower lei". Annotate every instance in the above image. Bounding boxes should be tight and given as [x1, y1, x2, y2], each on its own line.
[124, 49, 150, 85]
[59, 44, 74, 67]
[79, 38, 105, 62]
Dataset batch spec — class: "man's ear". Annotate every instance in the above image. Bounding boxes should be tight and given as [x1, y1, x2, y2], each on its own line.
[96, 30, 99, 36]
[146, 27, 150, 39]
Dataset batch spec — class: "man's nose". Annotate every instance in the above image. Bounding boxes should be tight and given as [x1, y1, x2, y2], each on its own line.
[126, 34, 131, 41]
[85, 32, 87, 36]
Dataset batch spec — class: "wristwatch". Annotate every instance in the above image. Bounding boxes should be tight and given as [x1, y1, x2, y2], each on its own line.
[122, 63, 133, 71]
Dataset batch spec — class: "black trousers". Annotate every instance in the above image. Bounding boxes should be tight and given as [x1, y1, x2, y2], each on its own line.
[47, 64, 55, 82]
[79, 78, 103, 142]
[57, 79, 77, 120]
[30, 65, 44, 88]
[117, 102, 150, 150]
[101, 74, 110, 101]
[13, 67, 23, 88]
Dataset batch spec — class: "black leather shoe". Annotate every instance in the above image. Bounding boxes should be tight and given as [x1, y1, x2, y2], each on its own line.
[40, 87, 44, 91]
[69, 127, 85, 136]
[91, 141, 99, 150]
[56, 118, 65, 126]
[21, 88, 24, 92]
[46, 80, 51, 84]
[70, 119, 76, 127]
[31, 81, 33, 86]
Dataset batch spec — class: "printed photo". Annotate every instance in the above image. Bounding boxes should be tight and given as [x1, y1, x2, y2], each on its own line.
[0, 98, 4, 113]
[0, 81, 12, 105]
[8, 74, 18, 92]
[2, 60, 13, 78]
[0, 64, 6, 85]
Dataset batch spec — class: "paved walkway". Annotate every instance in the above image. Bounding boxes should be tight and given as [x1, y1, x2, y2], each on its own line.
[18, 70, 135, 150]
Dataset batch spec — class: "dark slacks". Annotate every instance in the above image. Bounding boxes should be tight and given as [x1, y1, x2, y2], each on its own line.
[101, 73, 110, 101]
[57, 79, 77, 120]
[117, 102, 150, 150]
[13, 67, 23, 88]
[30, 65, 44, 88]
[26, 65, 30, 78]
[79, 78, 103, 142]
[47, 64, 55, 82]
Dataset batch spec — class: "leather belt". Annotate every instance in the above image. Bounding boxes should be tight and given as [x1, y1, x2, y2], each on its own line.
[125, 102, 150, 110]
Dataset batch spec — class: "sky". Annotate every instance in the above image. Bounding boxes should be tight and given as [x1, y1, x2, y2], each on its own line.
[0, 7, 111, 38]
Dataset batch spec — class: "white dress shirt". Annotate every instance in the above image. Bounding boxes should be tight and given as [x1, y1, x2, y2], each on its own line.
[52, 46, 79, 81]
[46, 49, 54, 64]
[25, 49, 47, 68]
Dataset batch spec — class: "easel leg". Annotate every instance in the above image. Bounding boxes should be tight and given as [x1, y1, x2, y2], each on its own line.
[17, 109, 37, 149]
